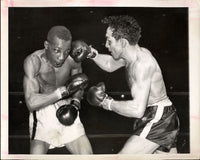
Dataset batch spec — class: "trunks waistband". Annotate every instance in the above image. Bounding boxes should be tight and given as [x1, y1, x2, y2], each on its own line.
[148, 98, 172, 108]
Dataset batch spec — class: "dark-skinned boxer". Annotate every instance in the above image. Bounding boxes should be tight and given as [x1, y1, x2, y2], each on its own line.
[23, 26, 92, 154]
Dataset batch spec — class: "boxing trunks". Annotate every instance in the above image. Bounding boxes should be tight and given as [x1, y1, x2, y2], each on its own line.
[29, 99, 85, 149]
[133, 98, 180, 152]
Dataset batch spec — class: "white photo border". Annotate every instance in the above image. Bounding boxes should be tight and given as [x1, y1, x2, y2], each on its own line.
[1, 0, 200, 159]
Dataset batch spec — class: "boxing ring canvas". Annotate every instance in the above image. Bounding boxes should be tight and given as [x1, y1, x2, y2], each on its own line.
[1, 0, 200, 160]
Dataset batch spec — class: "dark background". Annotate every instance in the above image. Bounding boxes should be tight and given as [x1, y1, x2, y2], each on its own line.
[8, 7, 189, 154]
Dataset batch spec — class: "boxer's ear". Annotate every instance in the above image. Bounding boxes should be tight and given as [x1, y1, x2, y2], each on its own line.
[44, 41, 49, 49]
[120, 38, 128, 48]
[96, 82, 106, 92]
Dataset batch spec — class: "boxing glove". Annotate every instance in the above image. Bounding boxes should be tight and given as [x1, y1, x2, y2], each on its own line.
[70, 40, 97, 63]
[56, 98, 80, 126]
[87, 82, 113, 110]
[56, 73, 89, 99]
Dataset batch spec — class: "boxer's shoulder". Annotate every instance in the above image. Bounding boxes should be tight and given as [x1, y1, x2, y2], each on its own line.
[136, 49, 156, 69]
[25, 49, 44, 64]
[24, 50, 43, 75]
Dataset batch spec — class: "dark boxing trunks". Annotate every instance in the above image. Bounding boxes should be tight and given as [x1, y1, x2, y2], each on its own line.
[133, 104, 180, 152]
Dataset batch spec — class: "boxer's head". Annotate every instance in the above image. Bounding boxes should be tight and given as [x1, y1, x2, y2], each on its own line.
[44, 26, 72, 68]
[102, 15, 141, 60]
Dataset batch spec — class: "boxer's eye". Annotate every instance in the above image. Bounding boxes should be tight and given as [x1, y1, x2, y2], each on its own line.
[54, 48, 61, 54]
[64, 49, 70, 55]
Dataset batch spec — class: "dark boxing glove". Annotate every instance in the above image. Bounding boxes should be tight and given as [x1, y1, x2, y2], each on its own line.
[56, 98, 81, 126]
[70, 40, 97, 63]
[55, 73, 89, 100]
[87, 82, 113, 110]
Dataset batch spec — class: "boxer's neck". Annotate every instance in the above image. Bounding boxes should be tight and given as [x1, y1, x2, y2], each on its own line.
[124, 44, 140, 65]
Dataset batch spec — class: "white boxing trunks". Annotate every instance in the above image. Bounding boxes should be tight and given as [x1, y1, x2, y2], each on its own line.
[29, 99, 86, 149]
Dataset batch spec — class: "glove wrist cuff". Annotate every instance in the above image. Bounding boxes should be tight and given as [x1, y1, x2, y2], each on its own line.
[101, 95, 114, 111]
[87, 46, 98, 59]
[89, 51, 98, 59]
[107, 98, 114, 111]
[71, 98, 81, 110]
[55, 88, 62, 99]
[56, 87, 68, 99]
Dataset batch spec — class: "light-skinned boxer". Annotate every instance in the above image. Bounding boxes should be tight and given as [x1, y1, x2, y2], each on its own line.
[70, 16, 180, 154]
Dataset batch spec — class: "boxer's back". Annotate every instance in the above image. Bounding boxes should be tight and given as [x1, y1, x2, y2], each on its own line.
[126, 47, 168, 105]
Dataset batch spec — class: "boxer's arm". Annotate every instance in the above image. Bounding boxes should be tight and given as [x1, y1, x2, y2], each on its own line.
[23, 56, 60, 111]
[71, 65, 82, 76]
[70, 41, 125, 72]
[92, 53, 125, 72]
[109, 63, 153, 118]
[69, 58, 84, 101]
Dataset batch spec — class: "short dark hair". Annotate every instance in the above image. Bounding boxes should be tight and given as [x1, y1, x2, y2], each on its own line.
[102, 15, 141, 45]
[47, 26, 72, 42]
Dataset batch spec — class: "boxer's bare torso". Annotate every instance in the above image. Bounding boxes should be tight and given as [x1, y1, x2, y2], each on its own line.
[91, 46, 172, 153]
[92, 43, 169, 118]
[30, 50, 73, 93]
[119, 47, 176, 154]
[23, 49, 81, 111]
[125, 47, 168, 106]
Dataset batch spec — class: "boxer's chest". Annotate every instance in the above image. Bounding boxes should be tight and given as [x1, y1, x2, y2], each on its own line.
[36, 62, 71, 92]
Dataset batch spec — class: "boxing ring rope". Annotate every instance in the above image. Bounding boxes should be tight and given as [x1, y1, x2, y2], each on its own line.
[9, 132, 189, 139]
[9, 91, 189, 96]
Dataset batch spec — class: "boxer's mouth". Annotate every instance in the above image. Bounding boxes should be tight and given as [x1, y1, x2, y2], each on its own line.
[55, 61, 64, 67]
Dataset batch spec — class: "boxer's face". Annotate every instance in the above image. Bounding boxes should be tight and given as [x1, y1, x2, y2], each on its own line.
[45, 36, 71, 68]
[105, 27, 123, 60]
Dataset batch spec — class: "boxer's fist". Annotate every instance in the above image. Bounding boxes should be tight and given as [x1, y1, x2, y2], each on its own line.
[56, 99, 80, 126]
[70, 40, 97, 63]
[56, 73, 89, 99]
[87, 82, 113, 110]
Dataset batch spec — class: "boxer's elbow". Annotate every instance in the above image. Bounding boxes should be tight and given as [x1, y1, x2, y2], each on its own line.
[26, 101, 36, 112]
[104, 61, 116, 72]
[131, 106, 145, 118]
[130, 101, 146, 118]
[26, 97, 40, 112]
[106, 68, 114, 73]
[121, 108, 144, 118]
[103, 64, 113, 72]
[135, 110, 145, 118]
[136, 106, 146, 118]
[125, 110, 144, 118]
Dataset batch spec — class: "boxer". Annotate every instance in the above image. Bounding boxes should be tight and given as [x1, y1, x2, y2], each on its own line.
[71, 16, 180, 154]
[23, 26, 92, 154]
